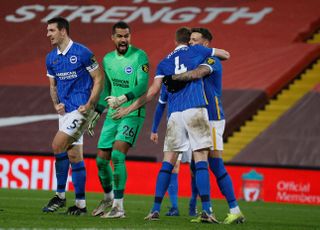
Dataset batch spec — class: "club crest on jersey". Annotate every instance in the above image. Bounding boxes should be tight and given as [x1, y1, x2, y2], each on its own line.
[125, 66, 133, 74]
[142, 64, 149, 73]
[70, 55, 77, 64]
[206, 57, 215, 65]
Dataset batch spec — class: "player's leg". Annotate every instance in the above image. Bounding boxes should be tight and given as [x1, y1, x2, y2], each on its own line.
[91, 149, 113, 216]
[189, 156, 198, 216]
[144, 151, 179, 220]
[184, 108, 218, 223]
[66, 143, 87, 215]
[181, 148, 198, 216]
[166, 157, 181, 216]
[50, 109, 92, 215]
[101, 141, 129, 218]
[209, 120, 245, 224]
[145, 112, 187, 220]
[92, 118, 116, 216]
[192, 149, 219, 223]
[102, 116, 144, 219]
[42, 131, 72, 212]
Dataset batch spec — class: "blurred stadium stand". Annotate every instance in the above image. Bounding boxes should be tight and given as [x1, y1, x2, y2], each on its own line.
[0, 0, 319, 167]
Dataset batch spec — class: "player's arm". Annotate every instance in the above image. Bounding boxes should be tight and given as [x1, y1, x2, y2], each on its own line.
[87, 72, 110, 137]
[215, 48, 230, 60]
[112, 77, 162, 119]
[150, 86, 167, 144]
[170, 65, 211, 82]
[49, 77, 65, 115]
[79, 67, 104, 114]
[150, 102, 166, 144]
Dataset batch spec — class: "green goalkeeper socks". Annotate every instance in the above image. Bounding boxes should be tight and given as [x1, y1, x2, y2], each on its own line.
[111, 150, 127, 199]
[96, 156, 113, 193]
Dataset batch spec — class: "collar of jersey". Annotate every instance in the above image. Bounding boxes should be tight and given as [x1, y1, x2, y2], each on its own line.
[57, 40, 73, 55]
[174, 44, 188, 51]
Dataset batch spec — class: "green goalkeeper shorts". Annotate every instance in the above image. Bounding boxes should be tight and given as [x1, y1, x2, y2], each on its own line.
[98, 116, 145, 149]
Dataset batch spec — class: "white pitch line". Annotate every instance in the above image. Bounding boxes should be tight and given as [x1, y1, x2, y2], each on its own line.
[0, 114, 58, 127]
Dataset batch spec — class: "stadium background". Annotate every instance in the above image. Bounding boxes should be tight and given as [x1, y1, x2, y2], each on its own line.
[0, 0, 319, 205]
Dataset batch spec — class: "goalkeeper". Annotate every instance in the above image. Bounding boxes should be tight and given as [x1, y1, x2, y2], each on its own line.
[88, 21, 149, 219]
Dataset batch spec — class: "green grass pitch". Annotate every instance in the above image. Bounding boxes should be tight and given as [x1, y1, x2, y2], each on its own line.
[0, 189, 319, 229]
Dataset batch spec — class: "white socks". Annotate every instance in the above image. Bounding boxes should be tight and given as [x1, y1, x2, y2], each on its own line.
[230, 206, 241, 214]
[104, 191, 114, 201]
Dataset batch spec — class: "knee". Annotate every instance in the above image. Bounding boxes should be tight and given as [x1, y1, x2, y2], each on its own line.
[97, 149, 111, 160]
[96, 156, 108, 170]
[52, 142, 63, 154]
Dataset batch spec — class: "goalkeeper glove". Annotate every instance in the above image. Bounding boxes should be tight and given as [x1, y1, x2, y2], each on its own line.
[105, 95, 128, 109]
[87, 110, 101, 137]
[163, 75, 187, 93]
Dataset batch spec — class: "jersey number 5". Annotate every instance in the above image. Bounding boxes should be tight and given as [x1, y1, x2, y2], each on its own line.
[174, 56, 187, 74]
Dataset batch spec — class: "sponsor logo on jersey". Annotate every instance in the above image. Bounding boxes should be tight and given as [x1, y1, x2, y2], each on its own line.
[142, 64, 149, 73]
[70, 55, 77, 64]
[56, 71, 77, 80]
[112, 79, 129, 88]
[125, 66, 133, 74]
[206, 57, 215, 65]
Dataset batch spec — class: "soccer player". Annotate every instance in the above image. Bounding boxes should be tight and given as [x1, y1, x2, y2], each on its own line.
[42, 17, 104, 215]
[110, 27, 229, 223]
[90, 21, 149, 218]
[150, 85, 192, 217]
[166, 27, 245, 224]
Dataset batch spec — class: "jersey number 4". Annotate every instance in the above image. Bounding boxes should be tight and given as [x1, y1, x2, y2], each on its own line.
[175, 56, 187, 74]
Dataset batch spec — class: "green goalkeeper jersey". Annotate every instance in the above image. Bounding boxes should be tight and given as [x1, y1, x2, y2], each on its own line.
[98, 45, 149, 118]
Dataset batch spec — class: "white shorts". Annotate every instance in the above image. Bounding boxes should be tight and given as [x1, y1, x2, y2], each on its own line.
[164, 108, 212, 152]
[59, 109, 94, 145]
[210, 120, 225, 151]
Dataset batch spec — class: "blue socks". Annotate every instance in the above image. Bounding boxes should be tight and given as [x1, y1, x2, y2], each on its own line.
[209, 157, 238, 208]
[195, 161, 211, 214]
[189, 160, 198, 208]
[152, 161, 174, 212]
[168, 173, 178, 209]
[71, 161, 86, 200]
[54, 152, 69, 193]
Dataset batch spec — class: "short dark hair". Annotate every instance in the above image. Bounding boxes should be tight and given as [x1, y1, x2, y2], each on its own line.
[47, 17, 69, 35]
[175, 27, 191, 44]
[112, 21, 130, 34]
[191, 28, 213, 42]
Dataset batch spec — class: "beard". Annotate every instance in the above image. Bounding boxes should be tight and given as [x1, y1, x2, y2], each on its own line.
[116, 42, 129, 55]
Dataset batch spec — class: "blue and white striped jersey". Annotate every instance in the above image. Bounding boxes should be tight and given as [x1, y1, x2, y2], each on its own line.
[155, 45, 214, 115]
[201, 56, 225, 121]
[46, 40, 99, 113]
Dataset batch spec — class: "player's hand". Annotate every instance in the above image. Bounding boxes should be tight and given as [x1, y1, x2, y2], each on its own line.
[163, 75, 187, 93]
[150, 132, 159, 144]
[111, 107, 130, 120]
[87, 111, 100, 137]
[55, 103, 65, 115]
[105, 95, 128, 109]
[78, 104, 90, 115]
[78, 102, 95, 116]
